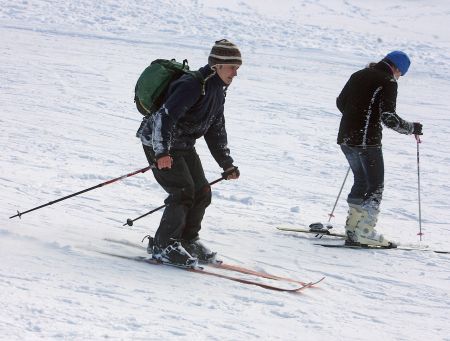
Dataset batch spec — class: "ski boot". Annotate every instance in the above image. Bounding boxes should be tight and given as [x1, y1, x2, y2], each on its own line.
[182, 237, 218, 264]
[353, 208, 397, 248]
[143, 236, 198, 267]
[156, 240, 198, 267]
[343, 204, 364, 246]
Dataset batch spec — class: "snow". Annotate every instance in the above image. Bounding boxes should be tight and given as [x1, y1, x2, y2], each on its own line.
[1, 0, 450, 340]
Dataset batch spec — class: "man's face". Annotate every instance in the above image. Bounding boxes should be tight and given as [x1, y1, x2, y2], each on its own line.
[215, 64, 240, 85]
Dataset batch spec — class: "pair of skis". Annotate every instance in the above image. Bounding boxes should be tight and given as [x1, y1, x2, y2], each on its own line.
[277, 225, 450, 254]
[99, 238, 324, 292]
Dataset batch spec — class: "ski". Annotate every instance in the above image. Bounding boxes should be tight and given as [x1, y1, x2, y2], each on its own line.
[95, 250, 320, 292]
[276, 227, 450, 254]
[315, 243, 450, 254]
[209, 262, 312, 286]
[276, 226, 346, 238]
[103, 238, 324, 287]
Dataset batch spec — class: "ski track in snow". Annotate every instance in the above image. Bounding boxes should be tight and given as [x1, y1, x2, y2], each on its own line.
[1, 1, 450, 340]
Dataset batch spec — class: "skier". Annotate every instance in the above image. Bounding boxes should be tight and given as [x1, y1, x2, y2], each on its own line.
[336, 51, 423, 247]
[137, 39, 241, 266]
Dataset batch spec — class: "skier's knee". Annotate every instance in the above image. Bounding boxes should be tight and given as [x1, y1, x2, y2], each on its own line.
[165, 186, 195, 208]
[196, 184, 212, 207]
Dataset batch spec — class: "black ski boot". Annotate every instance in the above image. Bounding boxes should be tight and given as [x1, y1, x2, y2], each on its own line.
[153, 240, 198, 268]
[182, 238, 217, 263]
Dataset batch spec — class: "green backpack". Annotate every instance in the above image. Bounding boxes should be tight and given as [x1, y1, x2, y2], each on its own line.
[134, 59, 205, 116]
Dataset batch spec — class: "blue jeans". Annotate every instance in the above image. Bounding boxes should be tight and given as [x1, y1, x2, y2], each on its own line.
[340, 145, 384, 210]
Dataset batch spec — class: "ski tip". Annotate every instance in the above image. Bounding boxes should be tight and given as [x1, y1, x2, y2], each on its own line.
[308, 276, 326, 287]
[295, 277, 326, 291]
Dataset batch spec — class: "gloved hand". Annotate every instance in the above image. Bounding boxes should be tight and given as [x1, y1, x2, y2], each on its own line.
[222, 166, 240, 180]
[413, 122, 423, 135]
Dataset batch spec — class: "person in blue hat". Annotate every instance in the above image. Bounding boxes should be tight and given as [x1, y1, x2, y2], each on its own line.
[336, 50, 423, 248]
[384, 51, 411, 77]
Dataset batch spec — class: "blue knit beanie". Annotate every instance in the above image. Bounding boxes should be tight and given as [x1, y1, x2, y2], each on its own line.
[385, 51, 411, 76]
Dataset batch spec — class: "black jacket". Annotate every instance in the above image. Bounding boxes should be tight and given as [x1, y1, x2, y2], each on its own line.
[336, 61, 414, 146]
[139, 64, 233, 170]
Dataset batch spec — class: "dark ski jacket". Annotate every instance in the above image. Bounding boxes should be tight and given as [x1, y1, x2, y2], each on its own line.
[139, 64, 233, 170]
[336, 60, 414, 146]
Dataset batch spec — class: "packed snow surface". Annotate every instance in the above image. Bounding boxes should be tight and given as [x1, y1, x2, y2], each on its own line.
[1, 1, 450, 340]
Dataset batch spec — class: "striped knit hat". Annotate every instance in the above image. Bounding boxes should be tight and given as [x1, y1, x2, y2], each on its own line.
[208, 39, 242, 67]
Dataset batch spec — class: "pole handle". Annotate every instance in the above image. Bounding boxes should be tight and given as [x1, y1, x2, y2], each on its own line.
[415, 134, 422, 144]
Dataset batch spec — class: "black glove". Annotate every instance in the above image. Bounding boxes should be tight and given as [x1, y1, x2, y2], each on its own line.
[413, 122, 423, 135]
[222, 166, 240, 180]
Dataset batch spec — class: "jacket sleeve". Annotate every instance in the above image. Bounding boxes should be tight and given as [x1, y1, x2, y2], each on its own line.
[152, 77, 201, 157]
[380, 79, 414, 134]
[336, 77, 351, 114]
[204, 106, 234, 170]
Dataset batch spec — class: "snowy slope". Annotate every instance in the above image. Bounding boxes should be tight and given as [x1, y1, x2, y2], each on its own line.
[1, 1, 450, 340]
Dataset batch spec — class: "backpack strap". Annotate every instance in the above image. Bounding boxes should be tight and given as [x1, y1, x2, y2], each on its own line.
[186, 70, 207, 95]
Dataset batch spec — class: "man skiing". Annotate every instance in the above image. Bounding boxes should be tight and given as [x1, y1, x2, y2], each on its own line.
[138, 39, 241, 266]
[336, 51, 423, 247]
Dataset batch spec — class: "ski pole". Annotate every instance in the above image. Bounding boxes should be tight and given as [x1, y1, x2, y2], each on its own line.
[124, 168, 237, 226]
[328, 167, 350, 222]
[10, 166, 152, 219]
[415, 135, 423, 241]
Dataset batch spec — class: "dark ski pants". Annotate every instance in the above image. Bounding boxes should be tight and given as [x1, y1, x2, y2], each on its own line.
[143, 145, 211, 248]
[340, 145, 384, 210]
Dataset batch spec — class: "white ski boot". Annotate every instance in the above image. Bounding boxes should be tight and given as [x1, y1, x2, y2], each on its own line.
[353, 208, 397, 248]
[344, 204, 364, 245]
